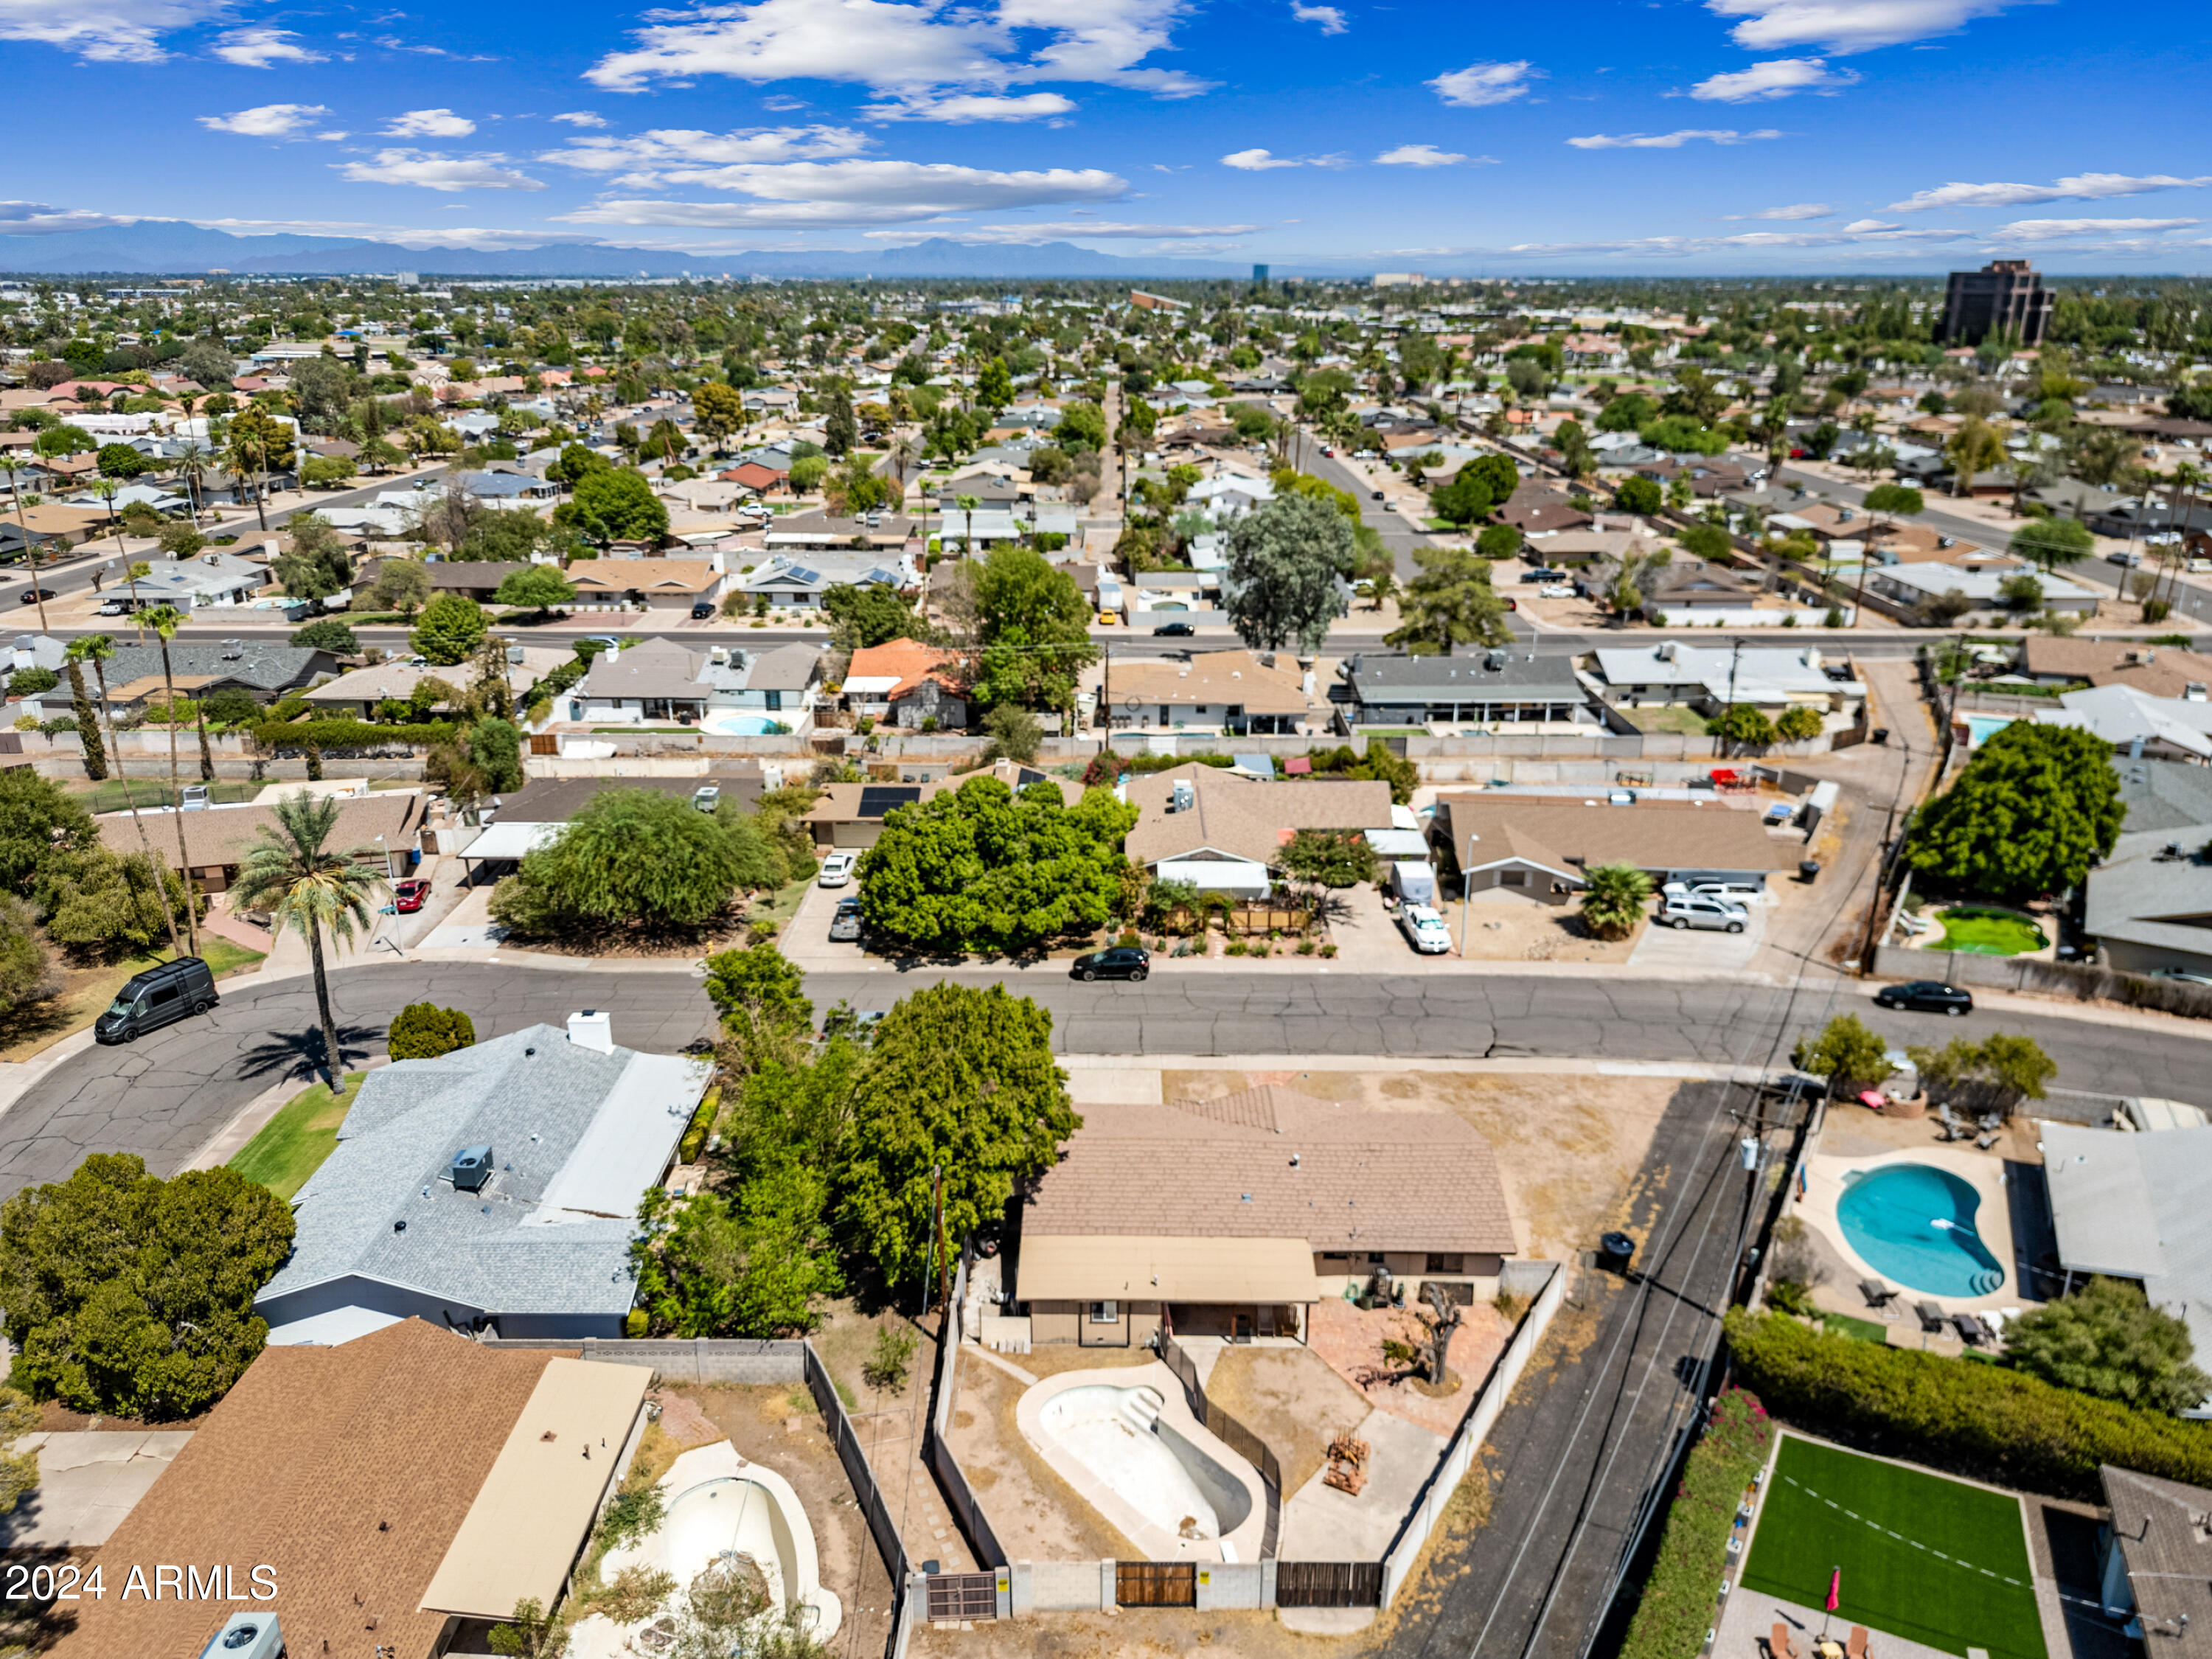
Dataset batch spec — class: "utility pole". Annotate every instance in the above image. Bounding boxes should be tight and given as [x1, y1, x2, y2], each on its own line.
[1715, 636, 1742, 759]
[920, 1164, 943, 1321]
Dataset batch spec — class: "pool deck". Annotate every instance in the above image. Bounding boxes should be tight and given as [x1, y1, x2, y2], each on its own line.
[1012, 1360, 1270, 1565]
[1792, 1145, 2021, 1317]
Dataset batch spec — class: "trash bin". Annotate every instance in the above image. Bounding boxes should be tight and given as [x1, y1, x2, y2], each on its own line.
[1871, 728, 1890, 745]
[1598, 1231, 1636, 1273]
[1798, 860, 1821, 883]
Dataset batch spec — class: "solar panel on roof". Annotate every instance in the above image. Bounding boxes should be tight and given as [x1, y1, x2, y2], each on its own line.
[785, 566, 821, 585]
[858, 785, 922, 817]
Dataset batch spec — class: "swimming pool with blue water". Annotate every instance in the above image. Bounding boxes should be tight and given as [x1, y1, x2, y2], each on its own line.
[1835, 1164, 2006, 1298]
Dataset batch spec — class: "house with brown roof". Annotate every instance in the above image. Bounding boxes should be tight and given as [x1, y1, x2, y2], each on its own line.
[1427, 795, 1800, 904]
[98, 791, 428, 893]
[567, 557, 727, 612]
[843, 636, 968, 730]
[1103, 649, 1315, 734]
[1498, 479, 1594, 537]
[1124, 764, 1394, 898]
[2018, 636, 2212, 693]
[800, 761, 1073, 849]
[1012, 1085, 1518, 1348]
[55, 1318, 649, 1659]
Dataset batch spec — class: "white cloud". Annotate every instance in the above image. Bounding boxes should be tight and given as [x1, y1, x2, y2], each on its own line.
[587, 0, 1208, 99]
[1375, 144, 1488, 167]
[541, 126, 873, 184]
[1704, 0, 2025, 53]
[1997, 216, 2199, 241]
[864, 91, 1076, 121]
[212, 27, 325, 66]
[0, 0, 223, 63]
[1689, 57, 1855, 101]
[866, 218, 1259, 243]
[1427, 60, 1537, 107]
[199, 103, 335, 139]
[1890, 173, 2212, 211]
[1726, 201, 1832, 219]
[383, 108, 477, 138]
[1841, 217, 1897, 231]
[560, 158, 1124, 226]
[1290, 1, 1346, 33]
[0, 201, 136, 234]
[335, 150, 546, 191]
[1502, 223, 1969, 256]
[1567, 128, 1781, 148]
[1222, 148, 1301, 170]
[551, 111, 608, 128]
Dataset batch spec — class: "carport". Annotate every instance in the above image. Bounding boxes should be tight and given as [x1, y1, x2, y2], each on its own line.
[458, 819, 565, 883]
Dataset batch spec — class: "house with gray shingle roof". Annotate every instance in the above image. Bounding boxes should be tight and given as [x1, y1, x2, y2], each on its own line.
[254, 1015, 710, 1345]
[1012, 1085, 1517, 1349]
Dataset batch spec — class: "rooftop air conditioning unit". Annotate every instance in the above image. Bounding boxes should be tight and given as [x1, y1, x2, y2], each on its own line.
[451, 1144, 493, 1192]
[1170, 779, 1194, 814]
[199, 1612, 283, 1659]
[220, 639, 243, 659]
[693, 784, 721, 813]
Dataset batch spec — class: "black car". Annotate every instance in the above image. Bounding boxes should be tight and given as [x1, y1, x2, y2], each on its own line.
[1370, 490, 1385, 501]
[16, 588, 55, 605]
[1874, 980, 1973, 1016]
[1072, 945, 1150, 982]
[1152, 621, 1195, 637]
[690, 599, 716, 619]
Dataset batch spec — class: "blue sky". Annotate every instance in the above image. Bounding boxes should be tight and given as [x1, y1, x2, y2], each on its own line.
[3, 0, 2209, 271]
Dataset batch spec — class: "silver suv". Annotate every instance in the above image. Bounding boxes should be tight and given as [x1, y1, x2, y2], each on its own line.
[829, 896, 862, 942]
[1657, 891, 1748, 933]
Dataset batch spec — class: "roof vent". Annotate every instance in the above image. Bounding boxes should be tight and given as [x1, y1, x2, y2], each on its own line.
[199, 1611, 285, 1659]
[568, 1009, 614, 1053]
[451, 1145, 492, 1192]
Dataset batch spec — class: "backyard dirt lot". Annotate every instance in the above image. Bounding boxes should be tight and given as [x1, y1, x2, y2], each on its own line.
[945, 1354, 1142, 1563]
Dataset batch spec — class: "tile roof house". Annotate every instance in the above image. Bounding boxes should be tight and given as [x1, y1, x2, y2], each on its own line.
[97, 790, 424, 892]
[844, 636, 968, 731]
[1124, 764, 1394, 898]
[1105, 648, 1313, 734]
[1427, 795, 1800, 904]
[255, 1016, 710, 1345]
[1498, 480, 1594, 537]
[567, 557, 728, 612]
[55, 1318, 649, 1659]
[1013, 1085, 1519, 1348]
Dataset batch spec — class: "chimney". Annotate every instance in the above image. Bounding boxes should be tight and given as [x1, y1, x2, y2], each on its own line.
[566, 1009, 614, 1053]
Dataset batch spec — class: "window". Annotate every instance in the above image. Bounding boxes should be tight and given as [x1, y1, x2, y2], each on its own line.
[1088, 1301, 1119, 1324]
[147, 984, 181, 1008]
[1425, 1253, 1465, 1275]
[765, 690, 782, 712]
[1500, 870, 1529, 888]
[1367, 1252, 1386, 1265]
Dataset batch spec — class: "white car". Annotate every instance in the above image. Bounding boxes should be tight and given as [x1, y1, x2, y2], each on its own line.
[1398, 903, 1452, 954]
[1539, 583, 1577, 599]
[817, 852, 858, 888]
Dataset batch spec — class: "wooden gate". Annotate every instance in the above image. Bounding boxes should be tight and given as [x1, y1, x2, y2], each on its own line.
[1115, 1562, 1196, 1607]
[529, 734, 558, 755]
[924, 1572, 998, 1621]
[1274, 1561, 1383, 1607]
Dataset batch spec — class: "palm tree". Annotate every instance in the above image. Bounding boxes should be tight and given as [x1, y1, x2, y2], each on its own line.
[1579, 862, 1655, 941]
[2162, 462, 2205, 608]
[1357, 571, 1399, 613]
[1, 455, 49, 635]
[229, 793, 387, 1084]
[139, 605, 201, 959]
[69, 633, 182, 956]
[956, 492, 980, 558]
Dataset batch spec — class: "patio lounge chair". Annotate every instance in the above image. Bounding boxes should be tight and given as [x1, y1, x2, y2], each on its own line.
[1858, 1278, 1896, 1307]
[1916, 1300, 1948, 1332]
[1975, 1130, 2002, 1150]
[1955, 1312, 1992, 1345]
[1770, 1623, 1801, 1659]
[1847, 1627, 1869, 1659]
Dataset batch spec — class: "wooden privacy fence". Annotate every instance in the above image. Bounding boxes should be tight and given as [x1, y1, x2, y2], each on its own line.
[1159, 903, 1312, 936]
[1158, 1332, 1281, 1559]
[1275, 1561, 1384, 1607]
[1115, 1562, 1196, 1607]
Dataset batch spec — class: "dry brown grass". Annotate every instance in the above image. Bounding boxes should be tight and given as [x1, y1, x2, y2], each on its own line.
[945, 1359, 1141, 1563]
[1200, 1346, 1372, 1497]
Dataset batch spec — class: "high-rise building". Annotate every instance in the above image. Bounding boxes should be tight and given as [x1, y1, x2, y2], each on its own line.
[1252, 263, 1270, 287]
[1938, 259, 2054, 346]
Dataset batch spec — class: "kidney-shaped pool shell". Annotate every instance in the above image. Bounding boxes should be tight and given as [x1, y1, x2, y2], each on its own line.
[1836, 1163, 2005, 1298]
[1036, 1384, 1253, 1540]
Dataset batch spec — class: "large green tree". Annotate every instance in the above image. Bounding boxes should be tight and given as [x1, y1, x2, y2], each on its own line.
[494, 565, 577, 615]
[2009, 515, 2095, 572]
[857, 777, 1138, 954]
[490, 787, 782, 936]
[411, 593, 489, 665]
[0, 1155, 294, 1419]
[967, 545, 1096, 713]
[0, 770, 97, 896]
[1223, 492, 1351, 653]
[823, 582, 929, 652]
[835, 983, 1079, 1290]
[2006, 1277, 2211, 1414]
[1904, 723, 2121, 901]
[560, 466, 669, 545]
[1386, 543, 1510, 654]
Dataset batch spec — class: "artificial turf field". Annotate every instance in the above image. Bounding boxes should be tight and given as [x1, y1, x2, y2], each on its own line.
[1741, 1435, 2047, 1659]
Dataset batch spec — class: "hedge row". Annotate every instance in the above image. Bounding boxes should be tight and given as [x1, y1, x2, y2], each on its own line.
[1618, 1388, 1774, 1659]
[1725, 1309, 2212, 1502]
[250, 717, 459, 751]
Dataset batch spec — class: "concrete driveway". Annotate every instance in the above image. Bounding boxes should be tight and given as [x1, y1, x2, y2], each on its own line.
[1326, 884, 1439, 970]
[776, 876, 865, 972]
[1628, 900, 1768, 973]
[0, 1432, 193, 1548]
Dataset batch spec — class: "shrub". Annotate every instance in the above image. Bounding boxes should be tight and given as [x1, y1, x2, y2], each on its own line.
[1617, 1388, 1773, 1659]
[677, 1086, 720, 1164]
[862, 1324, 919, 1393]
[1725, 1308, 2212, 1502]
[387, 1002, 476, 1060]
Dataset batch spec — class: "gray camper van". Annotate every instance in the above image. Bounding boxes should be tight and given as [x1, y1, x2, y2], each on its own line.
[94, 956, 220, 1044]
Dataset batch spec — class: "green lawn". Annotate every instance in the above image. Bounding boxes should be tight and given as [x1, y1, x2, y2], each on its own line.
[1742, 1436, 2045, 1659]
[1622, 704, 1711, 737]
[229, 1070, 367, 1200]
[1820, 1312, 1890, 1345]
[1935, 907, 2046, 957]
[69, 779, 263, 813]
[195, 936, 268, 977]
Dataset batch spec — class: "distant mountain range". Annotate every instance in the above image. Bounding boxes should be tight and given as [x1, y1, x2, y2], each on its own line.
[0, 220, 1258, 280]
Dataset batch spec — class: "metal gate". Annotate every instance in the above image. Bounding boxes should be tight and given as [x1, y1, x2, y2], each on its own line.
[1115, 1562, 1196, 1607]
[924, 1572, 998, 1621]
[1275, 1561, 1383, 1607]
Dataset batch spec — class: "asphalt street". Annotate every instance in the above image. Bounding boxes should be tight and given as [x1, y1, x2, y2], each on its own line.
[6, 959, 2203, 1203]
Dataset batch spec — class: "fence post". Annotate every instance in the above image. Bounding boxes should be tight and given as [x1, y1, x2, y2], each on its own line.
[1099, 1560, 1116, 1610]
[1261, 1557, 1278, 1608]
